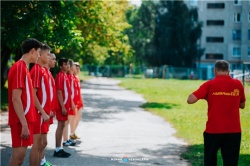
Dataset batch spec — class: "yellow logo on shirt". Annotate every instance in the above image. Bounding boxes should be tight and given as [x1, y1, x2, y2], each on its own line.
[212, 89, 239, 96]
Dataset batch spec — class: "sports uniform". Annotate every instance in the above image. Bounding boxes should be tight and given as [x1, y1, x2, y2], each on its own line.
[30, 64, 51, 134]
[55, 71, 71, 121]
[67, 73, 75, 115]
[74, 75, 84, 110]
[192, 75, 246, 165]
[44, 68, 56, 124]
[8, 60, 36, 147]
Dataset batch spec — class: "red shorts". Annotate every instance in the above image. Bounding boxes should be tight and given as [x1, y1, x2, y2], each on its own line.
[33, 113, 49, 134]
[10, 123, 34, 147]
[56, 109, 68, 121]
[68, 108, 76, 115]
[49, 117, 53, 124]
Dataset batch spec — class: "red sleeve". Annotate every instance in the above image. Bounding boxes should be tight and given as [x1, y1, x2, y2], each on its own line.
[192, 81, 210, 100]
[56, 72, 64, 90]
[238, 81, 246, 103]
[11, 62, 26, 90]
[30, 64, 42, 88]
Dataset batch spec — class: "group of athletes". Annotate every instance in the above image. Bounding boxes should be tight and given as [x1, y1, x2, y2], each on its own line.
[7, 38, 84, 166]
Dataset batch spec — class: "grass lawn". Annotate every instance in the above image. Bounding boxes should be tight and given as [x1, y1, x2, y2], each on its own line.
[118, 78, 250, 166]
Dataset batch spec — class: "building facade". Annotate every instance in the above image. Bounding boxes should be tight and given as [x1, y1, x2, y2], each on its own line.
[186, 0, 250, 79]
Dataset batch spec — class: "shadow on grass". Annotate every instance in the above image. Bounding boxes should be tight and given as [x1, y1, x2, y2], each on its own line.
[181, 144, 250, 166]
[141, 102, 178, 109]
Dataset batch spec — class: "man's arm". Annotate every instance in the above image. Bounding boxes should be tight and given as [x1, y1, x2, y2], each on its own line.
[33, 88, 49, 122]
[57, 90, 67, 116]
[12, 89, 29, 139]
[187, 94, 198, 104]
[240, 102, 245, 109]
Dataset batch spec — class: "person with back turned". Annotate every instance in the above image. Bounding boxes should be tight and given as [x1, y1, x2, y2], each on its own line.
[187, 60, 246, 166]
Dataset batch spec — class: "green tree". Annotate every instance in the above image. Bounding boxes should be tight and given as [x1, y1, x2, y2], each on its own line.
[126, 0, 204, 67]
[154, 0, 204, 67]
[126, 0, 157, 66]
[1, 1, 82, 87]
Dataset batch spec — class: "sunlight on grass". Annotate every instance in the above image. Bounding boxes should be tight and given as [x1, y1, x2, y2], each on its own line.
[118, 78, 250, 166]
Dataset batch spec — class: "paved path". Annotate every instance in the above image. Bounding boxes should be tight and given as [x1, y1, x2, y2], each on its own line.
[0, 78, 190, 166]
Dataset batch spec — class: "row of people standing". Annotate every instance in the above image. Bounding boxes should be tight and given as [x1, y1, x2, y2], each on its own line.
[7, 38, 84, 166]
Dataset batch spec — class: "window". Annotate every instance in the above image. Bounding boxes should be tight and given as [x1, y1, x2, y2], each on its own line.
[248, 29, 250, 40]
[248, 47, 250, 57]
[207, 3, 225, 9]
[207, 20, 224, 26]
[206, 53, 223, 59]
[232, 46, 241, 57]
[232, 30, 241, 40]
[206, 37, 224, 43]
[234, 0, 241, 5]
[233, 13, 241, 22]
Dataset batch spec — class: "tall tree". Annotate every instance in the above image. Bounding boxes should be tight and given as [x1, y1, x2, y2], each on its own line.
[126, 0, 157, 66]
[155, 0, 204, 67]
[1, 1, 82, 87]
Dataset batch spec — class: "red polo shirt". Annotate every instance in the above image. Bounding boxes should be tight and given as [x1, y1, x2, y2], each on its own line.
[8, 60, 36, 125]
[55, 71, 71, 111]
[193, 75, 246, 133]
[30, 64, 51, 115]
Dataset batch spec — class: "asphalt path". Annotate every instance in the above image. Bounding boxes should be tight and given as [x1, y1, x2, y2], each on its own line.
[0, 77, 190, 166]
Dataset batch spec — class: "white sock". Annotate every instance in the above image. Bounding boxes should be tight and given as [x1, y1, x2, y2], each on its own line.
[40, 157, 46, 165]
[55, 147, 62, 152]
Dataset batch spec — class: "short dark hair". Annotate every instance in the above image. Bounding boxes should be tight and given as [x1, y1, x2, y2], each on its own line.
[214, 60, 229, 72]
[58, 58, 68, 67]
[21, 38, 42, 54]
[41, 43, 51, 51]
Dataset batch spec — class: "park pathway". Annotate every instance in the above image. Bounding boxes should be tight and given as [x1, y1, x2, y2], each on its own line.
[0, 77, 190, 166]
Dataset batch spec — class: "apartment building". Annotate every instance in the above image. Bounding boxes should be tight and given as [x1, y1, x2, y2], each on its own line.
[186, 0, 250, 79]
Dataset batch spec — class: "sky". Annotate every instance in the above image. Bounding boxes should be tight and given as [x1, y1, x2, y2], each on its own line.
[128, 0, 142, 7]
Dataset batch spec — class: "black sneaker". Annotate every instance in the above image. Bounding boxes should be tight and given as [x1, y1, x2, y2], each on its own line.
[63, 140, 76, 146]
[53, 149, 71, 158]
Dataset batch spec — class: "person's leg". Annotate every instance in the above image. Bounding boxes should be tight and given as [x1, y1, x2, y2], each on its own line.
[69, 114, 76, 137]
[40, 134, 48, 165]
[55, 121, 65, 148]
[63, 120, 69, 142]
[221, 133, 241, 166]
[204, 132, 222, 166]
[70, 108, 82, 139]
[30, 134, 43, 166]
[9, 147, 27, 166]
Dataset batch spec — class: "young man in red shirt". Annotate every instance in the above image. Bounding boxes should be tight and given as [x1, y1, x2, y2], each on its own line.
[30, 43, 51, 166]
[54, 58, 72, 157]
[187, 60, 246, 166]
[70, 62, 84, 140]
[62, 60, 76, 146]
[39, 53, 57, 166]
[8, 38, 42, 166]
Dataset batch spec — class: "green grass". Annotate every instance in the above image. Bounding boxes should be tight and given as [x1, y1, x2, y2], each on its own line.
[118, 78, 250, 166]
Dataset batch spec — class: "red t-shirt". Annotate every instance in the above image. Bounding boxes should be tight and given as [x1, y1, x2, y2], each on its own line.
[44, 68, 57, 113]
[73, 75, 81, 107]
[67, 73, 74, 101]
[55, 71, 71, 111]
[193, 75, 246, 133]
[30, 64, 51, 115]
[8, 60, 36, 125]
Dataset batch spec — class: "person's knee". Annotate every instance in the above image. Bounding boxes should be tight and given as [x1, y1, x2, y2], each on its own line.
[11, 147, 26, 165]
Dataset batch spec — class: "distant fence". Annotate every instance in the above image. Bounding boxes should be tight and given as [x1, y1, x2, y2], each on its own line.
[82, 65, 250, 84]
[82, 65, 211, 80]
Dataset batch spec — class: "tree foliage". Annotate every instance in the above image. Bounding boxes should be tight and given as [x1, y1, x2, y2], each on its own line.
[126, 0, 204, 67]
[1, 0, 133, 87]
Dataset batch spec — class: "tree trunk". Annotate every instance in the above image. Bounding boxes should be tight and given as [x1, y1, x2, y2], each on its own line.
[1, 47, 12, 88]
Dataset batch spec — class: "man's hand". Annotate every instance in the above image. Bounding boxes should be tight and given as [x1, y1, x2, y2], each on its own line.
[21, 125, 30, 139]
[41, 112, 50, 122]
[62, 107, 67, 116]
